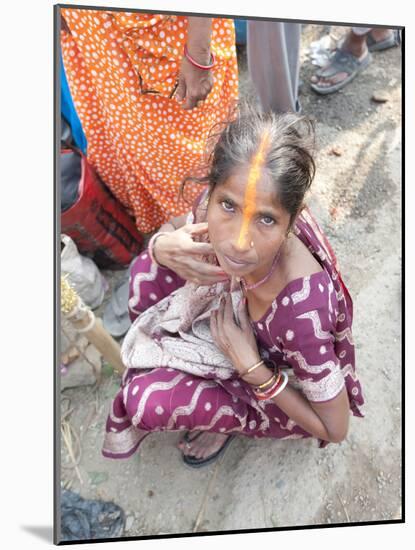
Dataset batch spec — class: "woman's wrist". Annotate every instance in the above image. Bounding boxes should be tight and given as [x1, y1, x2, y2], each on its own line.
[149, 232, 170, 267]
[184, 45, 215, 70]
[149, 223, 175, 266]
[186, 16, 212, 63]
[186, 41, 211, 55]
[241, 363, 274, 386]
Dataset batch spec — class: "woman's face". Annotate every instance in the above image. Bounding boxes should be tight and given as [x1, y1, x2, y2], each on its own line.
[206, 165, 292, 280]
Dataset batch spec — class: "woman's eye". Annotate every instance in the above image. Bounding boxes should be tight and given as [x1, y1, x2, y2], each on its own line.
[261, 216, 276, 226]
[221, 200, 234, 212]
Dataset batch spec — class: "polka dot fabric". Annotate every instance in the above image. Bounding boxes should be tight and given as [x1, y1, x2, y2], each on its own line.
[61, 9, 239, 233]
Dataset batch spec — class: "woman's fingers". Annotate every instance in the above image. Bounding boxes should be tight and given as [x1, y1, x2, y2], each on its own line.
[210, 307, 227, 352]
[238, 296, 250, 330]
[183, 222, 209, 235]
[216, 295, 226, 330]
[223, 293, 235, 327]
[194, 263, 228, 281]
[210, 309, 219, 344]
[180, 224, 215, 255]
[167, 222, 231, 284]
[185, 257, 229, 284]
[186, 242, 216, 256]
[183, 91, 200, 110]
[175, 74, 187, 102]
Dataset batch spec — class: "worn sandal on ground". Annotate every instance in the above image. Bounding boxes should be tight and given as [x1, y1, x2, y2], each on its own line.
[181, 431, 235, 468]
[367, 30, 401, 52]
[310, 49, 371, 95]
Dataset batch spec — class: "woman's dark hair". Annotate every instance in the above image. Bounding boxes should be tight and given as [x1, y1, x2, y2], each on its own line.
[182, 103, 316, 226]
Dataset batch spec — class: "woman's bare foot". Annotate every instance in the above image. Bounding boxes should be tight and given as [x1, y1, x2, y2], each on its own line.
[177, 431, 230, 459]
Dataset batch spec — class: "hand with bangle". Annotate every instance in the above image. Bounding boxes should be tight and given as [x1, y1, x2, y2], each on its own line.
[175, 17, 215, 110]
[210, 292, 289, 400]
[149, 222, 230, 286]
[210, 279, 349, 442]
[240, 360, 289, 400]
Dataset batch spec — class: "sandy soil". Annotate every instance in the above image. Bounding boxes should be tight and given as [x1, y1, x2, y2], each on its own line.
[59, 24, 402, 538]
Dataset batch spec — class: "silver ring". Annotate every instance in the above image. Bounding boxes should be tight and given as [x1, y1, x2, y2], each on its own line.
[186, 442, 191, 449]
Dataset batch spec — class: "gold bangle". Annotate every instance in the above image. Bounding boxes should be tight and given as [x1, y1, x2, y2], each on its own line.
[254, 366, 280, 390]
[254, 370, 282, 395]
[240, 359, 265, 378]
[256, 373, 277, 390]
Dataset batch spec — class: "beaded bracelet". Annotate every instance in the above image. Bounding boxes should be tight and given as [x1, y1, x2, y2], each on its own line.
[257, 371, 289, 401]
[148, 232, 169, 268]
[184, 44, 216, 70]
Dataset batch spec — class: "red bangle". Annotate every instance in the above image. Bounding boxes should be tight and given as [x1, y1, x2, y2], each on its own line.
[254, 372, 282, 400]
[184, 44, 216, 70]
[256, 371, 288, 401]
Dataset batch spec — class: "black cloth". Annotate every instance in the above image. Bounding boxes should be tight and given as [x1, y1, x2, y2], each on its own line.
[61, 149, 81, 212]
[60, 489, 125, 541]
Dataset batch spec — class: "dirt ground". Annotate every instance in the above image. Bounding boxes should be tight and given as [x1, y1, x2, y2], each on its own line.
[59, 24, 402, 538]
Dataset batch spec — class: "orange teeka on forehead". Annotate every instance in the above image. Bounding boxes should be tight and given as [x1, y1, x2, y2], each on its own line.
[237, 129, 271, 248]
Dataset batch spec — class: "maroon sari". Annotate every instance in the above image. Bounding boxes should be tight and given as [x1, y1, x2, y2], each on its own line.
[102, 192, 364, 459]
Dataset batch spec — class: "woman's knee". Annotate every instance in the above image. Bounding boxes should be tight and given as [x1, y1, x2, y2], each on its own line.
[123, 369, 179, 429]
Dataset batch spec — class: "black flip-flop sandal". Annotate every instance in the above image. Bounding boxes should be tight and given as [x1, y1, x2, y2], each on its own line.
[181, 432, 235, 469]
[367, 30, 401, 52]
[182, 430, 203, 444]
[310, 49, 371, 95]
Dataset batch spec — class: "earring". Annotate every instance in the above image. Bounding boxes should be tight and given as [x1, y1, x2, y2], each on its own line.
[250, 241, 254, 248]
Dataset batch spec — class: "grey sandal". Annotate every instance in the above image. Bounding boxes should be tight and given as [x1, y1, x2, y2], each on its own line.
[310, 49, 371, 95]
[367, 29, 401, 52]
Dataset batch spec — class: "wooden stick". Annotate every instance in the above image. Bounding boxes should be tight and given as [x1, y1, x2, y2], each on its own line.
[61, 277, 125, 375]
[75, 316, 123, 377]
[193, 453, 224, 532]
[335, 488, 350, 522]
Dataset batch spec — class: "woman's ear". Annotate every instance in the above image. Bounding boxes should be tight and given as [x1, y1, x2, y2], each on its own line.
[287, 203, 306, 235]
[286, 217, 295, 237]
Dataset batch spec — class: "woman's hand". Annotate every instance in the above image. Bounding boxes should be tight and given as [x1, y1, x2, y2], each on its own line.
[154, 222, 229, 285]
[210, 293, 261, 373]
[175, 54, 214, 110]
[175, 17, 214, 110]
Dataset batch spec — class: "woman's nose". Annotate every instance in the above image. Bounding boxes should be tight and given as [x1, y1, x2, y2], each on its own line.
[231, 224, 252, 253]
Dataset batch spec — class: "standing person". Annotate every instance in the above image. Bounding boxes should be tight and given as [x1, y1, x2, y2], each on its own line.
[60, 9, 239, 234]
[310, 27, 400, 94]
[247, 20, 301, 114]
[102, 107, 364, 467]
